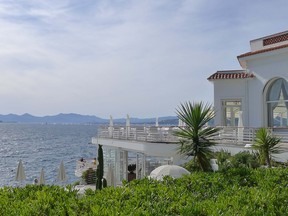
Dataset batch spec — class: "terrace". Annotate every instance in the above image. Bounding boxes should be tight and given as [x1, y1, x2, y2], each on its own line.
[96, 125, 288, 148]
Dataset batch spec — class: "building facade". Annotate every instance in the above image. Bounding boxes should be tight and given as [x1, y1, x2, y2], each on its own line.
[208, 31, 288, 129]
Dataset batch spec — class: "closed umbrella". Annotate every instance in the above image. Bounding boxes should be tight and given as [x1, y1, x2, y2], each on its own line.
[39, 168, 45, 185]
[149, 165, 190, 181]
[109, 115, 114, 138]
[15, 159, 26, 183]
[237, 111, 244, 143]
[126, 114, 130, 138]
[109, 115, 114, 127]
[58, 160, 67, 182]
[126, 114, 130, 127]
[178, 118, 182, 127]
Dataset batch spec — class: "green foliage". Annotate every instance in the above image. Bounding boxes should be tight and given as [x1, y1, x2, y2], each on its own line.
[174, 101, 221, 171]
[252, 128, 282, 167]
[2, 169, 288, 215]
[82, 168, 96, 184]
[96, 144, 104, 190]
[72, 181, 81, 186]
[230, 151, 260, 169]
[214, 149, 232, 171]
[183, 159, 202, 172]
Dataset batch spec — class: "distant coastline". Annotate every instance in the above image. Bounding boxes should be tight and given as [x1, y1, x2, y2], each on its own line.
[0, 113, 179, 125]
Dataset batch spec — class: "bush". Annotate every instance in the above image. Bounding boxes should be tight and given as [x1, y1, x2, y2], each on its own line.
[2, 168, 288, 215]
[183, 159, 202, 172]
[81, 168, 96, 184]
[230, 151, 260, 169]
[214, 149, 232, 171]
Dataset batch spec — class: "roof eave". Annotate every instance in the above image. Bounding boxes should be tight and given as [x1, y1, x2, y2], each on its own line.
[237, 56, 247, 69]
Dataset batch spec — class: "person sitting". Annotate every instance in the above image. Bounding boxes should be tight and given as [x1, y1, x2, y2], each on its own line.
[80, 158, 86, 168]
[33, 178, 38, 185]
[93, 158, 97, 165]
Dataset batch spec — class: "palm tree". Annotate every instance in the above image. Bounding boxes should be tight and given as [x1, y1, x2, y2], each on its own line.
[252, 128, 282, 168]
[174, 102, 220, 171]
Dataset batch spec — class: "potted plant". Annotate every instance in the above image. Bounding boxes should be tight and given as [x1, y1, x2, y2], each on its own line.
[82, 168, 96, 185]
[128, 164, 136, 182]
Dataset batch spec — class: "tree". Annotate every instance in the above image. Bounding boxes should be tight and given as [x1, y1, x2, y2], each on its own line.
[252, 128, 282, 168]
[174, 101, 220, 171]
[96, 144, 104, 190]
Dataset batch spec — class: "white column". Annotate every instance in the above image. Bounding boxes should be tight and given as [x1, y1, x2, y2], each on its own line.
[115, 148, 121, 185]
[136, 153, 139, 179]
[123, 150, 128, 181]
[142, 154, 146, 177]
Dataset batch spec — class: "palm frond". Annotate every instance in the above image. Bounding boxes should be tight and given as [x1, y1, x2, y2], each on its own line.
[174, 101, 218, 171]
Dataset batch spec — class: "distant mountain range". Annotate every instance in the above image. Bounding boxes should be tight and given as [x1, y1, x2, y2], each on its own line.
[0, 113, 179, 125]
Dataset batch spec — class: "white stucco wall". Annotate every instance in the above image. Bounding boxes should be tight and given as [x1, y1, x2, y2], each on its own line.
[212, 49, 288, 128]
[246, 50, 288, 127]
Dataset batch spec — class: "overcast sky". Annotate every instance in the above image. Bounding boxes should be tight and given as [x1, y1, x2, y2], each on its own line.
[0, 0, 287, 118]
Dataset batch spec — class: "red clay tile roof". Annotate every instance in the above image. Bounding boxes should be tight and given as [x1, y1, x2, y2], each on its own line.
[237, 44, 288, 58]
[207, 70, 255, 80]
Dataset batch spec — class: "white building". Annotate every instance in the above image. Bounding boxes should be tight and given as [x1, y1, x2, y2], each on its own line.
[88, 31, 288, 185]
[92, 124, 183, 185]
[208, 30, 288, 129]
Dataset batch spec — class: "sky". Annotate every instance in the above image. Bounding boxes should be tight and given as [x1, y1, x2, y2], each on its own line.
[0, 0, 288, 118]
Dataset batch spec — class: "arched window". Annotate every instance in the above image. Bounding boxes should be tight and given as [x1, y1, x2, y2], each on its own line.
[267, 78, 288, 127]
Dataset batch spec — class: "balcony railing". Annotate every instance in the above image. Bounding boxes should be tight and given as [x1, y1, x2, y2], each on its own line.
[97, 126, 179, 143]
[97, 125, 288, 147]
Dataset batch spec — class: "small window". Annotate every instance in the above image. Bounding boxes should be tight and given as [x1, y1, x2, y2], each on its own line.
[222, 100, 242, 126]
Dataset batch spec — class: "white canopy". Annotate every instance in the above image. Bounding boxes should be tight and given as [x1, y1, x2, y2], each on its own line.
[149, 165, 190, 181]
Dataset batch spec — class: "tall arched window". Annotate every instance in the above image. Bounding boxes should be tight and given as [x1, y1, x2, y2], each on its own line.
[267, 78, 288, 127]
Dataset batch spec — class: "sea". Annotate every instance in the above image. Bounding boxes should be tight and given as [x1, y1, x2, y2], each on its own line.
[0, 123, 98, 187]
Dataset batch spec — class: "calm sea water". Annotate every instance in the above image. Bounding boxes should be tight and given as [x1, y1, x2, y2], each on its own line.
[0, 123, 98, 187]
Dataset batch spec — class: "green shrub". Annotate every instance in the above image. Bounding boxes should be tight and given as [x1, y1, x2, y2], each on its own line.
[81, 168, 96, 184]
[214, 149, 232, 171]
[2, 168, 288, 215]
[183, 159, 202, 172]
[230, 151, 260, 169]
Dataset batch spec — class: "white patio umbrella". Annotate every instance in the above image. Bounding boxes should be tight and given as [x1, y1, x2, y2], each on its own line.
[39, 168, 45, 185]
[109, 115, 114, 127]
[149, 165, 190, 181]
[126, 114, 130, 138]
[178, 118, 182, 127]
[155, 117, 159, 127]
[109, 115, 114, 137]
[58, 160, 67, 183]
[126, 114, 130, 127]
[105, 165, 115, 187]
[15, 159, 26, 183]
[237, 111, 244, 142]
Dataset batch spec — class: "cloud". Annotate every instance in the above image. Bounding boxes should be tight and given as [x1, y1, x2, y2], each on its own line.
[0, 0, 287, 117]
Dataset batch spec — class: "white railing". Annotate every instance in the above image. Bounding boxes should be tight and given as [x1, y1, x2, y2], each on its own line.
[97, 125, 288, 146]
[98, 126, 179, 143]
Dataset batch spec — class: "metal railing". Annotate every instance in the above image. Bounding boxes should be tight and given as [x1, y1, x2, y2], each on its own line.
[97, 125, 288, 146]
[97, 126, 179, 143]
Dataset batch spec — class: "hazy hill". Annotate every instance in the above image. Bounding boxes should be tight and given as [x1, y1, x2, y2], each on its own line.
[0, 113, 178, 125]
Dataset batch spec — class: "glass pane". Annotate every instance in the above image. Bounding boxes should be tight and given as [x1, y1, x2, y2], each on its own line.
[222, 100, 241, 126]
[267, 78, 288, 127]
